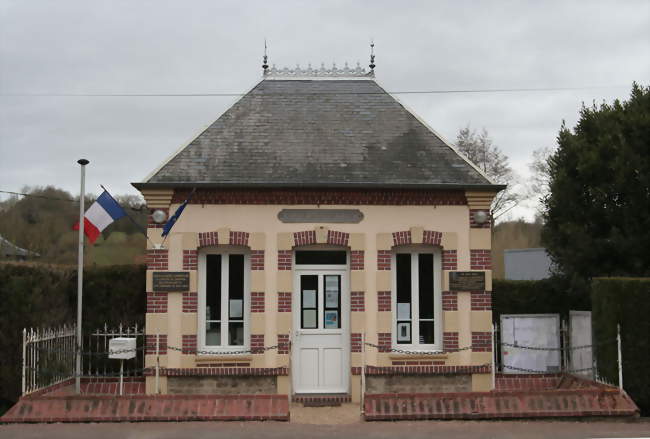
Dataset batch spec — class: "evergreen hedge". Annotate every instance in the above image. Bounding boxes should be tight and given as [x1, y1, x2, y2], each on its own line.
[591, 277, 650, 415]
[0, 263, 145, 410]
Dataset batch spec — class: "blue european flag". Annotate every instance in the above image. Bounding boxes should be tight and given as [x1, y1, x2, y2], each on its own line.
[161, 190, 195, 237]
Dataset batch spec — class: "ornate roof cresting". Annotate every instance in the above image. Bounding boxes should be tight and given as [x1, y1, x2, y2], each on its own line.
[264, 61, 374, 79]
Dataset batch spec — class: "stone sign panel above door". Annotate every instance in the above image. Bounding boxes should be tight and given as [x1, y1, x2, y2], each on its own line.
[278, 209, 364, 224]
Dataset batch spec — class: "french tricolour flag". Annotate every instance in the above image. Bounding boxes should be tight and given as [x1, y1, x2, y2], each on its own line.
[73, 191, 127, 244]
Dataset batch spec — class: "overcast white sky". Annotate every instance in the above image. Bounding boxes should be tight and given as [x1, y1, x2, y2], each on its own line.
[1, 0, 648, 220]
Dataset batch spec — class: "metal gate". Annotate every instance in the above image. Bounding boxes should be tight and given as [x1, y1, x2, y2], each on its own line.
[500, 314, 561, 374]
[569, 311, 593, 378]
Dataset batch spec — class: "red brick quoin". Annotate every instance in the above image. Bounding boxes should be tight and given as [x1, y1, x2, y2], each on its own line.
[251, 292, 265, 313]
[251, 334, 265, 354]
[277, 292, 291, 312]
[351, 291, 365, 312]
[443, 331, 459, 351]
[377, 250, 391, 270]
[442, 249, 457, 270]
[472, 331, 492, 352]
[146, 249, 168, 270]
[377, 333, 391, 352]
[145, 334, 167, 355]
[351, 250, 364, 270]
[182, 335, 197, 354]
[182, 292, 197, 313]
[351, 333, 362, 352]
[442, 290, 457, 311]
[471, 290, 492, 310]
[470, 249, 492, 270]
[277, 250, 292, 270]
[251, 250, 264, 270]
[277, 334, 290, 354]
[146, 292, 168, 313]
[378, 291, 391, 312]
[182, 250, 197, 270]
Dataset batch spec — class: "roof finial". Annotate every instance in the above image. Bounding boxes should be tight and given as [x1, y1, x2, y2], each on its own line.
[369, 39, 376, 74]
[262, 39, 269, 74]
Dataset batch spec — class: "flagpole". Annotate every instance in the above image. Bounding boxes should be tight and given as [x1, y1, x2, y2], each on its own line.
[76, 159, 89, 394]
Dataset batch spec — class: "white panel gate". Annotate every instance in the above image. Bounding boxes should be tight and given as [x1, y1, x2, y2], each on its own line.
[500, 314, 561, 374]
[569, 310, 593, 378]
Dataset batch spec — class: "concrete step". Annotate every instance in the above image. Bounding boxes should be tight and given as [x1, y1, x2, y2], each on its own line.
[1, 394, 290, 423]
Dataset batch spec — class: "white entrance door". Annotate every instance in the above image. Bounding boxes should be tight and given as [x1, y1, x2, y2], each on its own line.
[292, 269, 349, 394]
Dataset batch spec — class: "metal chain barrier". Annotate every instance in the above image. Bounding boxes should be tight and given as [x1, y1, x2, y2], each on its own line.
[502, 364, 594, 374]
[363, 341, 473, 355]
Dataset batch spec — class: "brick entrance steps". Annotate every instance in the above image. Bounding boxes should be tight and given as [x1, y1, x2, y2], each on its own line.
[364, 388, 639, 421]
[1, 394, 289, 423]
[293, 394, 351, 407]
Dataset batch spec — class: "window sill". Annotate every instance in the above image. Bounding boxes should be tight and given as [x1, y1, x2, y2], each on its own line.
[194, 355, 253, 365]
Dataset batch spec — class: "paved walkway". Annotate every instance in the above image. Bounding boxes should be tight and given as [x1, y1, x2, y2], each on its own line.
[1, 419, 649, 439]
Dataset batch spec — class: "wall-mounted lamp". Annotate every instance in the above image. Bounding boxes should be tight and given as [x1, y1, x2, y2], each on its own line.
[152, 209, 167, 224]
[473, 210, 489, 225]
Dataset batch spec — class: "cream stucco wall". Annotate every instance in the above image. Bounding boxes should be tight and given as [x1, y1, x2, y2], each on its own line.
[143, 197, 495, 395]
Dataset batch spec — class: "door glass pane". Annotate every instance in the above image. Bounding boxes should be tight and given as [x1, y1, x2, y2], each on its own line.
[396, 253, 411, 344]
[418, 253, 434, 320]
[301, 275, 318, 329]
[228, 254, 245, 345]
[206, 255, 221, 321]
[228, 322, 244, 346]
[324, 275, 341, 329]
[419, 321, 434, 344]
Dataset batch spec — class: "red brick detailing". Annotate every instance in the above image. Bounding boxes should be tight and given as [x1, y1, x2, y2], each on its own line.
[293, 230, 316, 246]
[472, 331, 492, 352]
[172, 188, 468, 206]
[377, 333, 391, 352]
[146, 249, 168, 270]
[351, 333, 362, 352]
[351, 291, 365, 312]
[469, 209, 492, 229]
[391, 360, 445, 366]
[470, 290, 492, 310]
[365, 364, 490, 376]
[392, 230, 412, 246]
[182, 250, 197, 270]
[422, 230, 443, 246]
[182, 291, 197, 313]
[277, 292, 292, 312]
[277, 334, 290, 354]
[182, 335, 197, 354]
[198, 231, 218, 248]
[470, 249, 492, 270]
[443, 332, 459, 351]
[277, 250, 292, 270]
[377, 291, 391, 312]
[351, 250, 364, 270]
[147, 208, 168, 229]
[145, 334, 167, 355]
[146, 292, 168, 313]
[442, 249, 457, 270]
[147, 367, 289, 377]
[327, 230, 349, 246]
[251, 334, 265, 354]
[251, 250, 264, 270]
[251, 292, 265, 313]
[442, 290, 457, 311]
[377, 250, 391, 270]
[229, 231, 249, 246]
[351, 366, 363, 375]
[293, 394, 351, 404]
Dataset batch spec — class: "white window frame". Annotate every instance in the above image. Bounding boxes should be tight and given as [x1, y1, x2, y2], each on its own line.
[197, 246, 250, 354]
[391, 245, 443, 351]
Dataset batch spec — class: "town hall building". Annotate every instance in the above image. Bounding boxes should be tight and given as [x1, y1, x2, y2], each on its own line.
[133, 57, 502, 404]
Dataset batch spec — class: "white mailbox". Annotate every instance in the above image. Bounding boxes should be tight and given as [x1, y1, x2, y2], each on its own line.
[108, 337, 137, 360]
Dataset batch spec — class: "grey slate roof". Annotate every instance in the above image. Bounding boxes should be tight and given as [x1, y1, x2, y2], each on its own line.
[136, 79, 499, 189]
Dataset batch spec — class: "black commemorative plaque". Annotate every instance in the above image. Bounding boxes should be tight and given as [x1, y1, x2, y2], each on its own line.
[449, 271, 485, 291]
[153, 271, 190, 292]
